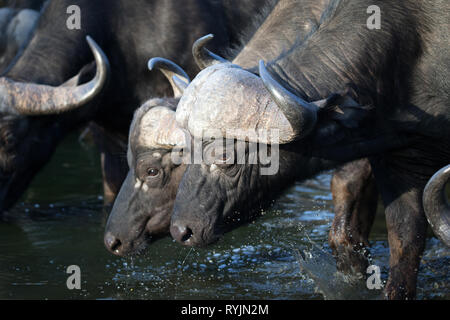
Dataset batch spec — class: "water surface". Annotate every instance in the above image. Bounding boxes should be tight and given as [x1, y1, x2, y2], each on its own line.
[0, 132, 448, 299]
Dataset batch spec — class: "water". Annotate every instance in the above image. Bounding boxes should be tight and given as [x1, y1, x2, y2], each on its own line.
[0, 131, 448, 300]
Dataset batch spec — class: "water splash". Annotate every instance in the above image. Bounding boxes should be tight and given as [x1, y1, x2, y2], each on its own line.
[294, 242, 383, 300]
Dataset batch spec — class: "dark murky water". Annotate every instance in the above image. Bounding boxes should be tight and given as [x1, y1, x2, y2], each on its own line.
[0, 132, 448, 300]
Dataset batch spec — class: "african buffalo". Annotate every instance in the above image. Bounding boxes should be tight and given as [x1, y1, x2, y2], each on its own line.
[166, 0, 449, 299]
[230, 0, 381, 276]
[103, 59, 188, 255]
[104, 0, 334, 256]
[0, 0, 279, 214]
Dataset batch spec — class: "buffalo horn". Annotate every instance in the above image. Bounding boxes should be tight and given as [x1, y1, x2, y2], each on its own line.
[423, 164, 450, 247]
[192, 34, 227, 70]
[148, 57, 190, 98]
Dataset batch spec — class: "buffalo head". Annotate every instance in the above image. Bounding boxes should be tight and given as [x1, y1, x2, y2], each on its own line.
[169, 35, 356, 247]
[104, 58, 190, 256]
[0, 36, 109, 213]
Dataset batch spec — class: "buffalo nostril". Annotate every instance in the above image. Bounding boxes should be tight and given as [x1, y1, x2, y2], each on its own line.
[104, 232, 122, 254]
[170, 224, 193, 244]
[182, 227, 193, 242]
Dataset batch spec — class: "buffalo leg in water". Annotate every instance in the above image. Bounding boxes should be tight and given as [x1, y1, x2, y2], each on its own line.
[370, 154, 430, 300]
[329, 158, 378, 277]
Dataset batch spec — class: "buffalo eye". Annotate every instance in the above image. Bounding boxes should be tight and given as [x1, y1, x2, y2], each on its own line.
[146, 168, 160, 177]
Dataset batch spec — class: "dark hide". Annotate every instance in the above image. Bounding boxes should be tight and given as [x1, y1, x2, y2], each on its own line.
[171, 0, 449, 299]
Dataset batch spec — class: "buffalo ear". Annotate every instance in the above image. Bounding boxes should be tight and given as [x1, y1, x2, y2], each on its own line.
[0, 36, 109, 116]
[315, 93, 374, 129]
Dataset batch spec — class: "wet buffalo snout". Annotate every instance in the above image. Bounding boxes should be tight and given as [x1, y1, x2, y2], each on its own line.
[170, 223, 194, 245]
[104, 232, 123, 255]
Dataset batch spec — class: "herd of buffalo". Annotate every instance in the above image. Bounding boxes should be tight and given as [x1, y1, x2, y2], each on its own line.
[0, 0, 448, 300]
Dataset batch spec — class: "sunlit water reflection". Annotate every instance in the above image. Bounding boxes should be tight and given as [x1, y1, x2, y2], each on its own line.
[0, 132, 448, 299]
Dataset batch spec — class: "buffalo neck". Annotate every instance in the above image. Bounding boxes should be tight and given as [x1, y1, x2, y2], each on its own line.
[233, 0, 331, 70]
[253, 132, 411, 211]
[269, 0, 425, 112]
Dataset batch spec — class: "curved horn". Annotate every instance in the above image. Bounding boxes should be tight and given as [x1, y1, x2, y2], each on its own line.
[148, 57, 190, 98]
[259, 60, 318, 140]
[0, 35, 109, 116]
[423, 164, 450, 247]
[192, 34, 228, 70]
